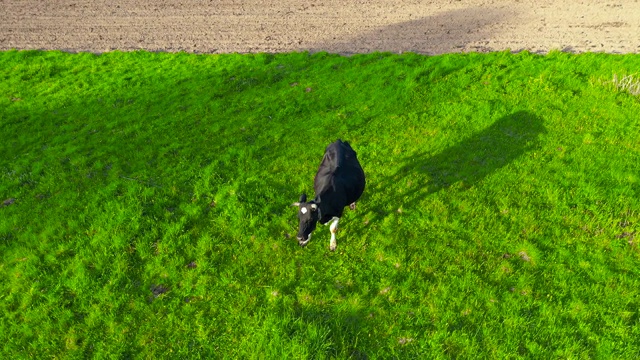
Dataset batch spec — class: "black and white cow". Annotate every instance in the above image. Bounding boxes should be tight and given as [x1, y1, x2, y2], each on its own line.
[293, 139, 366, 251]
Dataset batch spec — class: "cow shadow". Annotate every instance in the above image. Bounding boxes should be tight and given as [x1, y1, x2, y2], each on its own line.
[374, 111, 546, 216]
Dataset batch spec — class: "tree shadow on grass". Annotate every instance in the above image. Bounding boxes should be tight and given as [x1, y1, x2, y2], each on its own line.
[376, 111, 546, 215]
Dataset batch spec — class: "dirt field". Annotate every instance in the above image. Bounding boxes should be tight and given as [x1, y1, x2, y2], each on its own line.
[1, 0, 639, 54]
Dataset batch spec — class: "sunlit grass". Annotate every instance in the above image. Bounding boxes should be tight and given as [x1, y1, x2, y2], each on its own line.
[1, 50, 639, 358]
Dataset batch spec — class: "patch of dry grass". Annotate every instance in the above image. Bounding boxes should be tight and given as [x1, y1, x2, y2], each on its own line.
[612, 73, 640, 96]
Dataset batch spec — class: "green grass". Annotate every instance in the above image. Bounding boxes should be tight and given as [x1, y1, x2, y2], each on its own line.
[1, 49, 639, 358]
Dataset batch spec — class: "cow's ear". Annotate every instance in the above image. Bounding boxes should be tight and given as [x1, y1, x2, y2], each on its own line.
[292, 202, 300, 207]
[310, 203, 318, 210]
[299, 193, 307, 203]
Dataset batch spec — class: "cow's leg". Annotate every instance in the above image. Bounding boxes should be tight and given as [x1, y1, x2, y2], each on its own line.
[329, 217, 340, 251]
[349, 202, 356, 210]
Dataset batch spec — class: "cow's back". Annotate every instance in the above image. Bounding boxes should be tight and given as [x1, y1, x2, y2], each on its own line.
[314, 140, 365, 215]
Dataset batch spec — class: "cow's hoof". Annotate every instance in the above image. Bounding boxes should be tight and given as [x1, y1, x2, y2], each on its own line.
[349, 202, 356, 210]
[330, 245, 336, 252]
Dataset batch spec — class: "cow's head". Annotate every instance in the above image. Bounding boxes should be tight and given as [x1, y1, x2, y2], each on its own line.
[292, 193, 320, 247]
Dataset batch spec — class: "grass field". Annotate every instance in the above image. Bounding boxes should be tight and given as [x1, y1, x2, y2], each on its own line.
[1, 50, 640, 358]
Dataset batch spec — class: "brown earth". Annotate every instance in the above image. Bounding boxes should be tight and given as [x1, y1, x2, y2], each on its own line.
[1, 0, 639, 55]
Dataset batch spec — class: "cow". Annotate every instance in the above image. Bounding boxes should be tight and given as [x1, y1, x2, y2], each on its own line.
[293, 139, 366, 251]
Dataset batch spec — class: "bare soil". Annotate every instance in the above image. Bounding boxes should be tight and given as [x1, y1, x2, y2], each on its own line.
[1, 0, 639, 54]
